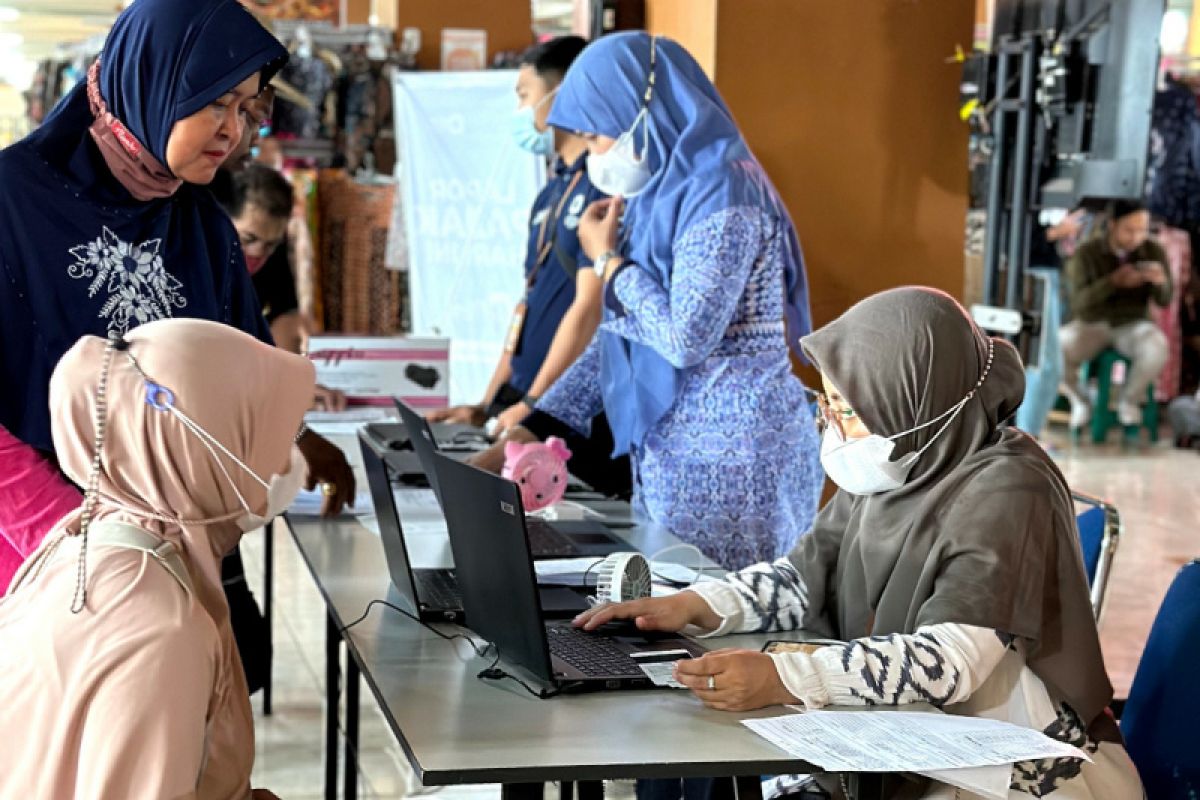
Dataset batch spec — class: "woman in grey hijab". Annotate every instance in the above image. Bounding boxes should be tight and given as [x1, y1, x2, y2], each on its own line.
[576, 288, 1141, 799]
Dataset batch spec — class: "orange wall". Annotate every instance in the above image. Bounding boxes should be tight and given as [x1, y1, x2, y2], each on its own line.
[645, 0, 718, 78]
[712, 0, 972, 333]
[648, 0, 972, 341]
[383, 0, 533, 69]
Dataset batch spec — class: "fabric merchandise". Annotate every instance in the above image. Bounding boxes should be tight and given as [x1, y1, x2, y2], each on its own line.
[316, 169, 403, 333]
[689, 566, 1140, 798]
[547, 33, 813, 456]
[1146, 78, 1200, 228]
[0, 318, 315, 800]
[0, 425, 81, 594]
[287, 168, 321, 326]
[273, 54, 335, 140]
[791, 288, 1116, 744]
[538, 206, 823, 568]
[1151, 225, 1190, 399]
[335, 52, 396, 174]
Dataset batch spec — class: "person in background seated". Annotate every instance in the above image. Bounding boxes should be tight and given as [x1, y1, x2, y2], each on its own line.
[427, 36, 631, 499]
[575, 288, 1142, 800]
[0, 319, 307, 800]
[1168, 388, 1200, 450]
[1060, 200, 1171, 429]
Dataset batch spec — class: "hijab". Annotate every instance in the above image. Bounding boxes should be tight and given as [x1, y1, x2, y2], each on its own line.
[790, 287, 1115, 738]
[547, 32, 812, 455]
[0, 0, 287, 454]
[0, 318, 314, 799]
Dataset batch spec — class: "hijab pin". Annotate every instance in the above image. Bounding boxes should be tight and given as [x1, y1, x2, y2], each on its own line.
[144, 381, 176, 411]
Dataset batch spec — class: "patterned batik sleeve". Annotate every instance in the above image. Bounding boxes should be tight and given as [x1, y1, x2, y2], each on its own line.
[534, 334, 605, 437]
[687, 557, 809, 637]
[604, 207, 766, 369]
[771, 623, 1010, 710]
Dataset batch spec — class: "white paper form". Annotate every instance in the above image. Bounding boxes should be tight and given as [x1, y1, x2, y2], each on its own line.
[920, 766, 1013, 800]
[742, 710, 1087, 774]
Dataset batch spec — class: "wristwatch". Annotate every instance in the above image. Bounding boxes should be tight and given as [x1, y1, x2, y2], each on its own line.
[593, 249, 622, 280]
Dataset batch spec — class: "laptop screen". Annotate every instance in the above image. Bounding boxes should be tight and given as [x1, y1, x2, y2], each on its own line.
[430, 451, 555, 683]
[357, 432, 421, 613]
[394, 399, 449, 505]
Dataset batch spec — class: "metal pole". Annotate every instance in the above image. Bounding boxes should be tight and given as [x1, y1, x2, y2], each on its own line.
[982, 43, 1012, 307]
[1005, 39, 1038, 311]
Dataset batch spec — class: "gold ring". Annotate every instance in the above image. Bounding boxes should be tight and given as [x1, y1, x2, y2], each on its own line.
[321, 483, 336, 497]
[707, 675, 716, 691]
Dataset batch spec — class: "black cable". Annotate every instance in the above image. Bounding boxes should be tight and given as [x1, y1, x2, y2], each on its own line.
[340, 599, 491, 658]
[342, 599, 579, 699]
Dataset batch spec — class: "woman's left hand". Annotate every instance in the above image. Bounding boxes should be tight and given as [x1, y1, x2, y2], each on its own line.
[578, 197, 624, 264]
[673, 649, 798, 712]
[494, 401, 532, 437]
[297, 430, 357, 516]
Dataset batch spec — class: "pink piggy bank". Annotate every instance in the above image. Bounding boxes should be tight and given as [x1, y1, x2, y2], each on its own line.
[502, 436, 573, 512]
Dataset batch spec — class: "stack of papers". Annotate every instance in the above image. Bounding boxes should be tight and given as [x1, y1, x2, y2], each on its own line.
[743, 710, 1089, 800]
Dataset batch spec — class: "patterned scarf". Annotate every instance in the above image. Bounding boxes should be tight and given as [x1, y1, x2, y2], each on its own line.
[86, 59, 182, 201]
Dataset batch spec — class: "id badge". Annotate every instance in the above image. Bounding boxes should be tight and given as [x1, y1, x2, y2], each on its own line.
[504, 302, 527, 354]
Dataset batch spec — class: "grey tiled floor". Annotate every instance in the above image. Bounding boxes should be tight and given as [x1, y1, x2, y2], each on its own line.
[241, 420, 1197, 798]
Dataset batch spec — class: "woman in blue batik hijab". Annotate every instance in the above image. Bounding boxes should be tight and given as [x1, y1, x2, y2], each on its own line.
[491, 32, 823, 569]
[0, 0, 354, 693]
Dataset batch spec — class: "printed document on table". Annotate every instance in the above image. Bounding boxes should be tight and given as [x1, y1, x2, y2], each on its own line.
[742, 710, 1088, 773]
[920, 765, 1013, 800]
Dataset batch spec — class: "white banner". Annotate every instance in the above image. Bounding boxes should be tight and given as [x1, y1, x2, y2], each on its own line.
[393, 70, 545, 405]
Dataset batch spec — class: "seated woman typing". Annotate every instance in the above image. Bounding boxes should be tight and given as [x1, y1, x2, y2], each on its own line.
[575, 287, 1141, 799]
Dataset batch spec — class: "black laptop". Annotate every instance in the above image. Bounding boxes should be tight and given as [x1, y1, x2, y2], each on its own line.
[360, 430, 592, 621]
[394, 399, 627, 559]
[359, 431, 465, 623]
[431, 452, 707, 691]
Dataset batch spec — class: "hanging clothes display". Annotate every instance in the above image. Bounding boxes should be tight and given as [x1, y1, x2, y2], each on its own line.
[1152, 226, 1190, 400]
[316, 169, 405, 334]
[273, 53, 337, 139]
[1146, 77, 1200, 228]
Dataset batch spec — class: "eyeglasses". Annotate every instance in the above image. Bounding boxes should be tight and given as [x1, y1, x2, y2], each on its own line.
[815, 393, 857, 442]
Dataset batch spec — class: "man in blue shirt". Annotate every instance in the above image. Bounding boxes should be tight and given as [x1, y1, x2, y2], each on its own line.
[429, 37, 630, 497]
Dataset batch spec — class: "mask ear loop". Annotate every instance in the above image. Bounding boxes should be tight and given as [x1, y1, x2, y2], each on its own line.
[127, 351, 270, 515]
[70, 334, 121, 614]
[900, 338, 997, 459]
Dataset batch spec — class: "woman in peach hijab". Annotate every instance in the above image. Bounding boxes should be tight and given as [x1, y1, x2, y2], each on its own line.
[0, 318, 313, 799]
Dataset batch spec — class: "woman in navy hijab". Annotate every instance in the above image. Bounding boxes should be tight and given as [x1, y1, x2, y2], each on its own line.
[0, 0, 353, 691]
[500, 32, 823, 569]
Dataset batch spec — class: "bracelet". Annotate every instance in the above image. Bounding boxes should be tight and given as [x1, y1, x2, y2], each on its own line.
[294, 423, 309, 444]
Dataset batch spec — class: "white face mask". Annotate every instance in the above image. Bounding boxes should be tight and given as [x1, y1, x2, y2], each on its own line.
[586, 108, 653, 198]
[819, 340, 996, 496]
[139, 376, 308, 530]
[236, 444, 307, 531]
[819, 409, 954, 496]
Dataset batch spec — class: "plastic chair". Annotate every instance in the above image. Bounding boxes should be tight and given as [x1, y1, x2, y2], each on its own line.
[1071, 491, 1120, 619]
[1121, 559, 1200, 799]
[1080, 348, 1159, 444]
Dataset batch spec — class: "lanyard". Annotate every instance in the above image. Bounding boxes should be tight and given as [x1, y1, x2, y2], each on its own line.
[526, 169, 584, 294]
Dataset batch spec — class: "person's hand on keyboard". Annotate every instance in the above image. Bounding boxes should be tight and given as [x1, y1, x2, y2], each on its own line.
[572, 593, 720, 634]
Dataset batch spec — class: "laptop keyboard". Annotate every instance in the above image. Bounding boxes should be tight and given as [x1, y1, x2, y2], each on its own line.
[416, 570, 462, 610]
[525, 519, 578, 557]
[546, 625, 645, 678]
